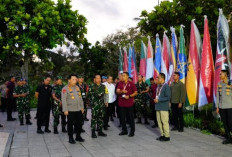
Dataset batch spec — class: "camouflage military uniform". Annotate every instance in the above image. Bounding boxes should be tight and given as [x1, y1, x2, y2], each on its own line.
[77, 83, 88, 120]
[135, 82, 149, 122]
[52, 84, 66, 130]
[13, 85, 30, 122]
[88, 84, 108, 130]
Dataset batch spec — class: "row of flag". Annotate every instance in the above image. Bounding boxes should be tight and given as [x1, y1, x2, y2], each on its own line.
[118, 9, 230, 108]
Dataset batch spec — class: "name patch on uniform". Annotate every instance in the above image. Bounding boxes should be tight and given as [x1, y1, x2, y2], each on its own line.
[62, 89, 67, 94]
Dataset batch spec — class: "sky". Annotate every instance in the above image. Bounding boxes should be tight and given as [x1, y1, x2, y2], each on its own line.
[71, 0, 158, 44]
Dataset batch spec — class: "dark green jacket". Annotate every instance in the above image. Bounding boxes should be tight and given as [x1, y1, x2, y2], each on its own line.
[170, 81, 186, 104]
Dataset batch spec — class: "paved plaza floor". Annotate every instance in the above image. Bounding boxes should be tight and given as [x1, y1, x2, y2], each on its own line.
[0, 110, 231, 157]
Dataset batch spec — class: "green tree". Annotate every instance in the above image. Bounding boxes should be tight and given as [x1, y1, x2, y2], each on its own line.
[138, 0, 232, 57]
[0, 0, 87, 80]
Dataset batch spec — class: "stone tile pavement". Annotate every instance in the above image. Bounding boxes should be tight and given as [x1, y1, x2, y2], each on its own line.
[0, 110, 231, 157]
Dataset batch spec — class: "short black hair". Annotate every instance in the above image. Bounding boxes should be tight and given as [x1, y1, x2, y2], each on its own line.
[108, 75, 113, 79]
[174, 72, 180, 76]
[123, 72, 129, 76]
[221, 70, 229, 76]
[44, 75, 51, 80]
[95, 74, 101, 78]
[150, 78, 154, 81]
[67, 74, 77, 80]
[9, 76, 15, 80]
[159, 73, 166, 80]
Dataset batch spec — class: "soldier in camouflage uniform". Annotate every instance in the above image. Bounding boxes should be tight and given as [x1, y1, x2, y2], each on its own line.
[77, 75, 89, 133]
[52, 76, 66, 134]
[13, 78, 32, 125]
[88, 74, 109, 138]
[135, 75, 149, 124]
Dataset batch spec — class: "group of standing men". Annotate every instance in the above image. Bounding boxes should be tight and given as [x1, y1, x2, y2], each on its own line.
[1, 69, 231, 145]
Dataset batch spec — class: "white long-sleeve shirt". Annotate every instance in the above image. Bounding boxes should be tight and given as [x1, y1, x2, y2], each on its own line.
[103, 82, 116, 103]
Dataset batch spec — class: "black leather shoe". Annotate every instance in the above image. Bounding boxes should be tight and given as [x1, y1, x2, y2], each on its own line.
[81, 129, 86, 133]
[26, 120, 32, 125]
[62, 127, 67, 133]
[92, 130, 97, 138]
[54, 128, 58, 134]
[45, 129, 51, 133]
[171, 127, 178, 131]
[37, 129, 44, 134]
[144, 121, 150, 125]
[0, 124, 3, 127]
[178, 128, 184, 132]
[75, 136, 85, 142]
[69, 137, 76, 144]
[98, 131, 107, 137]
[152, 124, 158, 128]
[156, 136, 164, 141]
[84, 118, 89, 121]
[7, 118, 16, 121]
[104, 126, 108, 130]
[20, 121, 24, 125]
[222, 139, 232, 144]
[119, 131, 128, 136]
[128, 132, 134, 137]
[160, 137, 170, 142]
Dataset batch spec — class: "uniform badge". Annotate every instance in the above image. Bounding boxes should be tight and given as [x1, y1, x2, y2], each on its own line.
[62, 89, 67, 94]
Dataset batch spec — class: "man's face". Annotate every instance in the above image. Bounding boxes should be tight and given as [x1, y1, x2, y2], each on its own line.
[150, 80, 154, 84]
[95, 75, 101, 84]
[57, 79, 62, 85]
[119, 74, 123, 81]
[158, 75, 164, 84]
[102, 79, 107, 83]
[107, 77, 113, 84]
[220, 72, 227, 80]
[79, 78, 84, 83]
[138, 75, 143, 82]
[173, 74, 179, 81]
[122, 73, 128, 81]
[11, 77, 16, 83]
[44, 77, 51, 85]
[69, 76, 77, 85]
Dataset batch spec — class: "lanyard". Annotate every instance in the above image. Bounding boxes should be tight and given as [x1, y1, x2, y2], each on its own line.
[123, 82, 129, 91]
[156, 83, 165, 98]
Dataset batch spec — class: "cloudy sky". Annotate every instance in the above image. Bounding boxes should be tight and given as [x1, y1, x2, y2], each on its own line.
[71, 0, 158, 44]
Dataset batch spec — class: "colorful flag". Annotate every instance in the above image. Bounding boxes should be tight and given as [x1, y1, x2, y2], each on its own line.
[132, 45, 138, 83]
[161, 31, 171, 82]
[154, 34, 162, 79]
[169, 27, 178, 83]
[198, 16, 215, 108]
[128, 45, 132, 77]
[146, 36, 154, 83]
[186, 20, 202, 106]
[177, 25, 187, 84]
[118, 48, 123, 74]
[139, 41, 146, 78]
[123, 47, 128, 72]
[214, 9, 231, 104]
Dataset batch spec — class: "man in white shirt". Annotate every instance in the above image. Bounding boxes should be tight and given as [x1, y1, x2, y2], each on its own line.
[103, 76, 116, 130]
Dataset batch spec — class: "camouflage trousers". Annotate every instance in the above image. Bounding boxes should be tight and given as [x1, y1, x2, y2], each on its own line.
[91, 104, 105, 130]
[17, 103, 30, 121]
[52, 105, 66, 128]
[135, 98, 148, 119]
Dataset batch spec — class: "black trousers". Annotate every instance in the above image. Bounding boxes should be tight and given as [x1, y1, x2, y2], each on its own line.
[103, 102, 115, 127]
[6, 98, 14, 119]
[37, 105, 51, 130]
[1, 97, 7, 112]
[120, 106, 135, 133]
[171, 103, 184, 129]
[150, 102, 158, 125]
[219, 108, 232, 139]
[67, 111, 82, 138]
